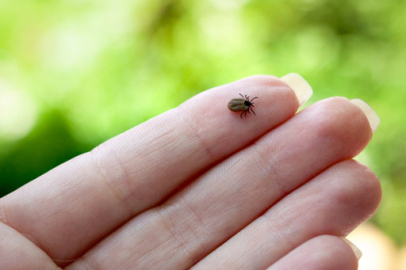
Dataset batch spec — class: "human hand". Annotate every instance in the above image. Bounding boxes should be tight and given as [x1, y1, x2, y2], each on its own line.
[0, 74, 381, 270]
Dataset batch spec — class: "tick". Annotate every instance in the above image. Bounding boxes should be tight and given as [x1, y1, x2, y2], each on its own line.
[228, 93, 258, 118]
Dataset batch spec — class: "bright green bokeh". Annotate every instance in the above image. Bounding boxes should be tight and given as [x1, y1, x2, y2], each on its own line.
[1, 0, 405, 244]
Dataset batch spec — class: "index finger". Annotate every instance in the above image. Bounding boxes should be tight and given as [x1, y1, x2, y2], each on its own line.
[0, 74, 310, 262]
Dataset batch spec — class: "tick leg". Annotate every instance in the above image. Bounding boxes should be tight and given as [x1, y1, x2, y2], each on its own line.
[251, 97, 258, 102]
[251, 107, 256, 115]
[239, 93, 244, 98]
[240, 111, 244, 118]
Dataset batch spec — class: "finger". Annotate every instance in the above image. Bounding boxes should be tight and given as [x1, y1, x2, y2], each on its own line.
[66, 98, 375, 269]
[193, 160, 380, 270]
[0, 75, 301, 262]
[267, 235, 360, 270]
[0, 221, 60, 270]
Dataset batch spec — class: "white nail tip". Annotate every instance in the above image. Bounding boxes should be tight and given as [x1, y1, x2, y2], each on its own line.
[280, 73, 313, 106]
[341, 237, 363, 261]
[350, 99, 380, 133]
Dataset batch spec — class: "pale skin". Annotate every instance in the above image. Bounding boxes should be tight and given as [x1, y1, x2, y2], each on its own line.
[0, 75, 381, 270]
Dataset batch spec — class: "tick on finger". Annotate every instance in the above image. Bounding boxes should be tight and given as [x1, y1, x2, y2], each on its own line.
[227, 93, 258, 118]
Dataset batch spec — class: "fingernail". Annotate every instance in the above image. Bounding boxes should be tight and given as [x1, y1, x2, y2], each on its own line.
[280, 73, 313, 106]
[341, 237, 362, 260]
[350, 99, 380, 133]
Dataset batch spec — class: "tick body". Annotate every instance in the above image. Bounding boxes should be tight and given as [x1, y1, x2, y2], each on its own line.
[228, 93, 258, 118]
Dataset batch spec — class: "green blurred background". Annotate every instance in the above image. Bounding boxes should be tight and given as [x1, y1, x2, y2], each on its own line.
[0, 0, 405, 245]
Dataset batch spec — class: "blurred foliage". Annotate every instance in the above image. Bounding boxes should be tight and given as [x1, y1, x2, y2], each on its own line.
[0, 0, 405, 244]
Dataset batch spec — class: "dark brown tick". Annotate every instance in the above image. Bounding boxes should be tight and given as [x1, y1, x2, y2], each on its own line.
[228, 93, 258, 118]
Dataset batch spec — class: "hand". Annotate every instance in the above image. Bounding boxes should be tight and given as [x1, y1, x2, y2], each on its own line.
[0, 74, 381, 270]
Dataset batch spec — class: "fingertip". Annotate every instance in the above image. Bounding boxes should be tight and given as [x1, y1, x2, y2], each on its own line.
[268, 235, 359, 270]
[280, 73, 313, 106]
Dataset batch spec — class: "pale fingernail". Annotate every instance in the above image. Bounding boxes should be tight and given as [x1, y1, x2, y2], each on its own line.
[350, 99, 380, 133]
[341, 237, 363, 260]
[280, 73, 313, 106]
